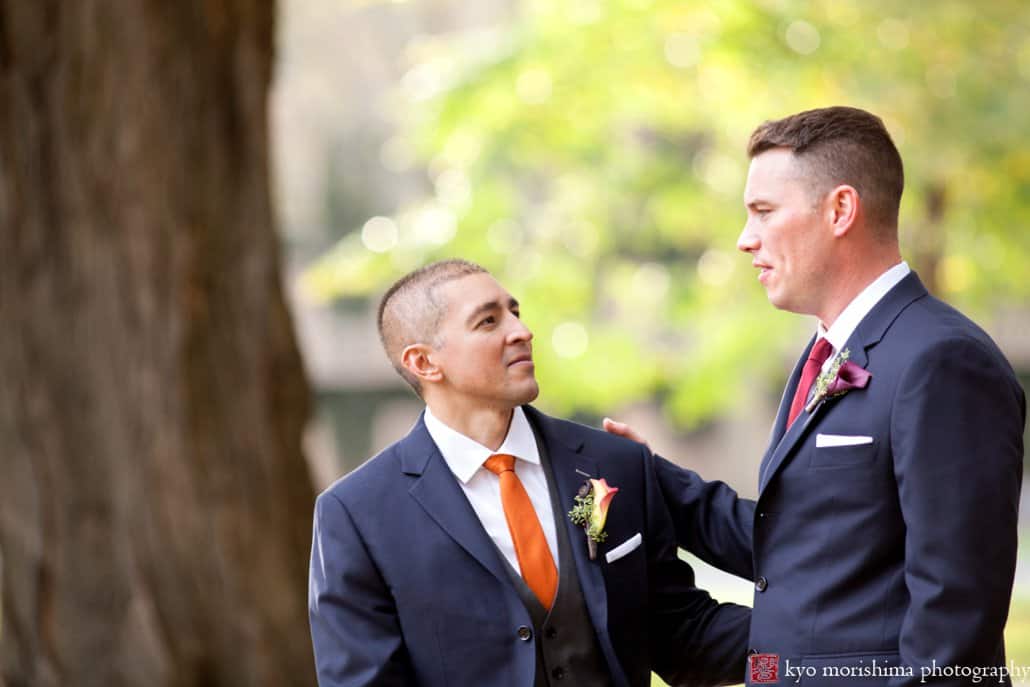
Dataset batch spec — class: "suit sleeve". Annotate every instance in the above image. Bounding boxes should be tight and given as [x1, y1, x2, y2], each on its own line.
[653, 454, 756, 581]
[309, 491, 415, 686]
[890, 338, 1025, 685]
[643, 446, 752, 687]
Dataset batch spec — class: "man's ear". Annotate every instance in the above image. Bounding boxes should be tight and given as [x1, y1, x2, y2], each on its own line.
[827, 184, 860, 237]
[401, 343, 443, 385]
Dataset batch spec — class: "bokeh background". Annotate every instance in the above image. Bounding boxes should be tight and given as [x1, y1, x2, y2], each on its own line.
[283, 1, 1030, 682]
[2, 1, 1028, 685]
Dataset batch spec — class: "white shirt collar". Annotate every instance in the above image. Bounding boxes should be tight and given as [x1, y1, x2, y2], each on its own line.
[818, 261, 911, 353]
[423, 405, 541, 484]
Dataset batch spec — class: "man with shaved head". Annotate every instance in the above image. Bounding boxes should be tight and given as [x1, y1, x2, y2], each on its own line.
[309, 259, 755, 687]
[376, 259, 489, 394]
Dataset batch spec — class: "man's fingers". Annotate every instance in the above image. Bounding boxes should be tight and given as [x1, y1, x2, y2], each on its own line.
[602, 417, 651, 451]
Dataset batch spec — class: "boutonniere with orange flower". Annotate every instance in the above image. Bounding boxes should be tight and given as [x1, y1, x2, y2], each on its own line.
[568, 478, 619, 560]
[805, 348, 872, 413]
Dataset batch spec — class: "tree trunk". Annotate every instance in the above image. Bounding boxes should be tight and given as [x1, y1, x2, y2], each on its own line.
[0, 2, 316, 686]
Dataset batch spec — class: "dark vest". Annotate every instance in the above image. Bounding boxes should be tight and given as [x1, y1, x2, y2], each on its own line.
[497, 424, 614, 687]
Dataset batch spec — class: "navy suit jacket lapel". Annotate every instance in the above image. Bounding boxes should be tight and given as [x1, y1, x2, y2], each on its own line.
[840, 271, 927, 370]
[758, 336, 813, 490]
[523, 407, 609, 638]
[758, 272, 929, 496]
[402, 414, 511, 588]
[758, 386, 831, 495]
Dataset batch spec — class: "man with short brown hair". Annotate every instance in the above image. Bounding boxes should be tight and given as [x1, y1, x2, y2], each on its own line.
[746, 105, 903, 235]
[614, 106, 1025, 685]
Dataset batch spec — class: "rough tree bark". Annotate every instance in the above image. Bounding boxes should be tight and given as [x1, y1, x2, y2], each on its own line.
[0, 2, 316, 686]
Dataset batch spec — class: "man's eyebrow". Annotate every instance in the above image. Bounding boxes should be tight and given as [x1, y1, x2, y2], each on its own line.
[464, 298, 520, 326]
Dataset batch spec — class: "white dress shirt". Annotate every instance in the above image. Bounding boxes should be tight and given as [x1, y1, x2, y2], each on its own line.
[816, 261, 911, 371]
[423, 406, 560, 575]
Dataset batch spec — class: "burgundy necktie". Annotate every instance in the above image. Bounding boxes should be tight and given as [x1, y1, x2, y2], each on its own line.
[786, 338, 834, 428]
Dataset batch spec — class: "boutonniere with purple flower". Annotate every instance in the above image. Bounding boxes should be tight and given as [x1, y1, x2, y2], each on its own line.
[568, 478, 619, 560]
[805, 348, 872, 413]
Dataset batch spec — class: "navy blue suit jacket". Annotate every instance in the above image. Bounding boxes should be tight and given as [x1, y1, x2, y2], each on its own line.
[309, 405, 751, 687]
[658, 272, 1026, 685]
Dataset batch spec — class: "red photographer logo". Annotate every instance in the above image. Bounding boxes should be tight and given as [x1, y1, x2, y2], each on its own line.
[749, 653, 779, 684]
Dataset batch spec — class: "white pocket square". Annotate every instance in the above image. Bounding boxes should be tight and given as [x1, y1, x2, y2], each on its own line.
[816, 433, 874, 448]
[605, 532, 642, 564]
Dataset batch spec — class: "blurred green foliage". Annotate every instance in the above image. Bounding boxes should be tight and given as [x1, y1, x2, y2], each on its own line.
[305, 0, 1030, 426]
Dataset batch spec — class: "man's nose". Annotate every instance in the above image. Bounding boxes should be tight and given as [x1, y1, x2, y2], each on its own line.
[509, 316, 533, 343]
[737, 223, 759, 253]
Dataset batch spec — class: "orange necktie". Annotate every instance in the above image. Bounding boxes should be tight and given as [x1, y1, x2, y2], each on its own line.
[484, 454, 558, 609]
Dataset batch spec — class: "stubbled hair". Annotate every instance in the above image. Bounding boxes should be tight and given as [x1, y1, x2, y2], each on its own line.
[376, 259, 488, 395]
[747, 106, 904, 237]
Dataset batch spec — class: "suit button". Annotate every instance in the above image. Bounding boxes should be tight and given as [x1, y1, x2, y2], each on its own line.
[545, 627, 558, 639]
[755, 576, 768, 592]
[551, 667, 566, 680]
[517, 626, 533, 641]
